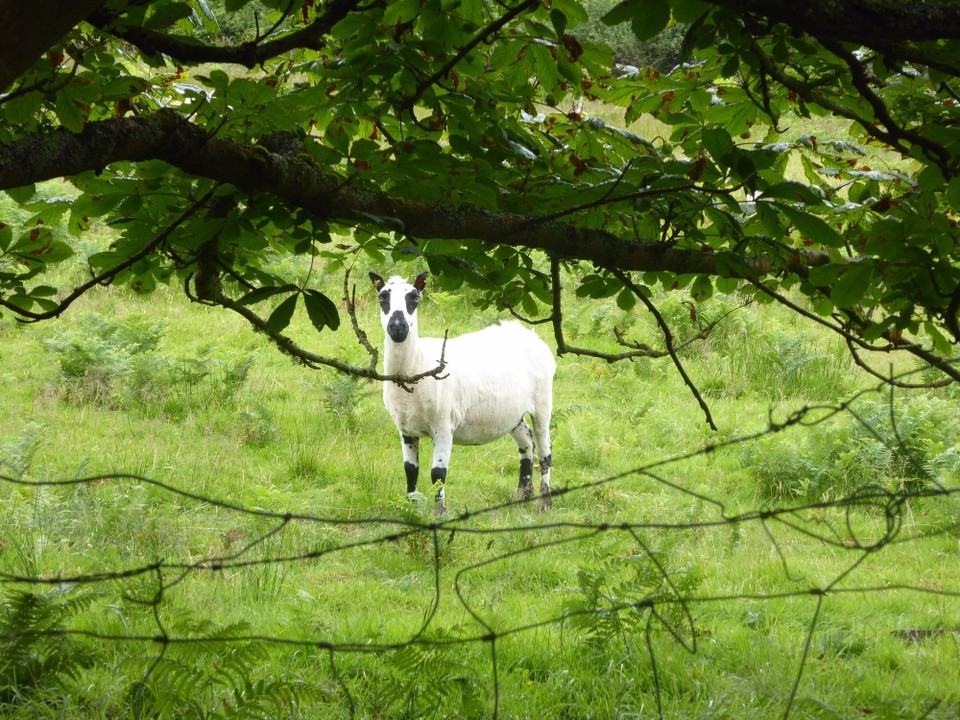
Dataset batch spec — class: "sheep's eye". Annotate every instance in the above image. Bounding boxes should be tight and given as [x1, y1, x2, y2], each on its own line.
[378, 291, 391, 313]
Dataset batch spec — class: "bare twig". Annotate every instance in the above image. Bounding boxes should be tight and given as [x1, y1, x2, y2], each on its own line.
[745, 276, 960, 385]
[525, 175, 754, 227]
[844, 337, 953, 389]
[400, 0, 539, 111]
[610, 268, 718, 431]
[343, 267, 379, 372]
[87, 0, 363, 69]
[549, 258, 668, 363]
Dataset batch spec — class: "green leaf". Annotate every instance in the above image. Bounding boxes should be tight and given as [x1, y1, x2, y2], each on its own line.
[775, 203, 843, 247]
[146, 2, 193, 27]
[947, 175, 960, 210]
[3, 91, 43, 124]
[811, 294, 834, 316]
[616, 287, 636, 311]
[55, 93, 85, 133]
[758, 182, 823, 206]
[521, 292, 539, 316]
[600, 0, 635, 25]
[672, 0, 710, 22]
[715, 276, 742, 294]
[603, 0, 670, 42]
[303, 289, 341, 332]
[6, 185, 36, 204]
[550, 9, 567, 40]
[830, 263, 874, 308]
[266, 294, 298, 333]
[0, 223, 12, 252]
[701, 127, 734, 166]
[690, 275, 713, 301]
[238, 284, 298, 306]
[925, 322, 952, 355]
[383, 0, 421, 26]
[631, 0, 670, 42]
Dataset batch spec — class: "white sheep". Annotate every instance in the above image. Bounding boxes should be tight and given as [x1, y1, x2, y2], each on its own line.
[370, 272, 556, 512]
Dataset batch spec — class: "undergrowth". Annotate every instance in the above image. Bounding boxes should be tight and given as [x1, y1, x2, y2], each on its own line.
[45, 312, 254, 418]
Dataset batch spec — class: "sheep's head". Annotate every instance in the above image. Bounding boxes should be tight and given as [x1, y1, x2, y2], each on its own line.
[369, 272, 427, 343]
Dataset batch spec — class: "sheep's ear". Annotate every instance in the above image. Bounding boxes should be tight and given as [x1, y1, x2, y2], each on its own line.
[369, 272, 385, 291]
[414, 272, 428, 292]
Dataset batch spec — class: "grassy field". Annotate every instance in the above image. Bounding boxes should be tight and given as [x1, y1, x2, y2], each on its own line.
[2, 195, 960, 718]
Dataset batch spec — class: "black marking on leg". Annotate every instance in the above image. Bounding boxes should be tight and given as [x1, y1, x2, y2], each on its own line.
[540, 454, 552, 475]
[431, 466, 446, 501]
[404, 461, 419, 494]
[518, 457, 534, 499]
[401, 434, 416, 446]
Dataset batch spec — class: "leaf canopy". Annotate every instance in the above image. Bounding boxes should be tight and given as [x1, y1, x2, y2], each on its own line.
[1, 0, 960, 400]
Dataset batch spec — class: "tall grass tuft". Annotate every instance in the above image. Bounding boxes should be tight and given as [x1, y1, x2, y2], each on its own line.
[0, 423, 44, 481]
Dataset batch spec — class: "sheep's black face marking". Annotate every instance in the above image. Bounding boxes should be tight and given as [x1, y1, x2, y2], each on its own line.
[405, 290, 420, 315]
[378, 289, 391, 314]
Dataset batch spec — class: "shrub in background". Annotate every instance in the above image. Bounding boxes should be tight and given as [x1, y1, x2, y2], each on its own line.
[743, 391, 960, 500]
[45, 313, 254, 418]
[574, 0, 686, 70]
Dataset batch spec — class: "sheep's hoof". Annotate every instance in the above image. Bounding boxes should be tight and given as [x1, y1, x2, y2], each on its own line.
[537, 493, 553, 512]
[434, 503, 447, 516]
[517, 484, 534, 502]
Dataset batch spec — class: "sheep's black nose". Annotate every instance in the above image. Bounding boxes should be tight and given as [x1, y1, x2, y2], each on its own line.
[387, 311, 409, 342]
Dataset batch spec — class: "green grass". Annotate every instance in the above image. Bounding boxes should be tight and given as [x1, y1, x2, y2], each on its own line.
[1, 216, 959, 718]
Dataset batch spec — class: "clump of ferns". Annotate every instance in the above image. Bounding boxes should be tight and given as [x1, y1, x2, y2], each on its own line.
[0, 585, 96, 706]
[128, 619, 318, 719]
[378, 632, 486, 719]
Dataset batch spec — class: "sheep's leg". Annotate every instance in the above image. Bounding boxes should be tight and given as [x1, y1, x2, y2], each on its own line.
[429, 431, 452, 514]
[510, 420, 535, 502]
[401, 434, 420, 495]
[532, 415, 553, 512]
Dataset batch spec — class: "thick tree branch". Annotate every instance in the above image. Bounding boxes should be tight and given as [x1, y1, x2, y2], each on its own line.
[0, 113, 832, 283]
[0, 0, 107, 90]
[86, 0, 362, 68]
[701, 0, 960, 43]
